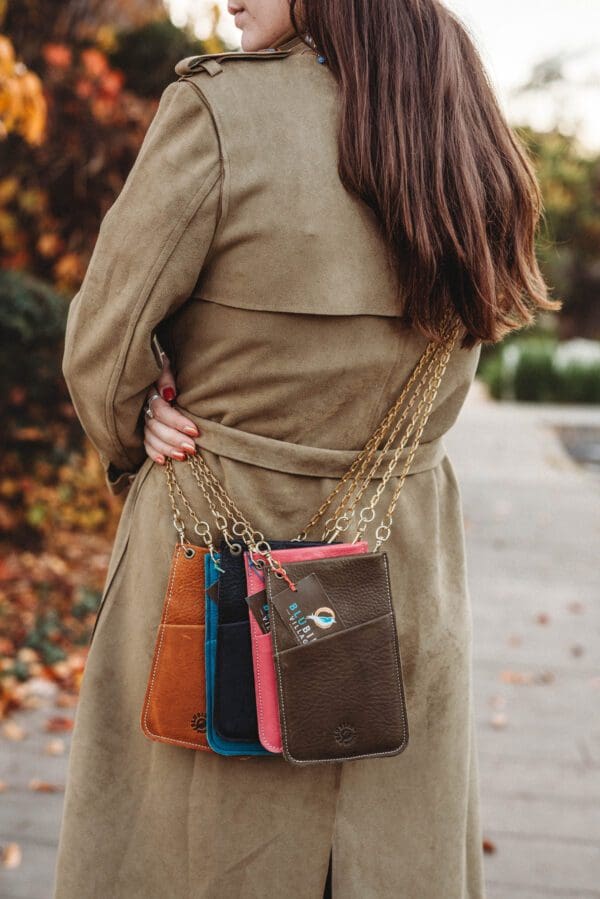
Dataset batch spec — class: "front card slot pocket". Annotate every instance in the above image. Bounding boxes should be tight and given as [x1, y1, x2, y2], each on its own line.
[253, 630, 282, 753]
[274, 611, 408, 764]
[141, 623, 210, 750]
[214, 619, 259, 741]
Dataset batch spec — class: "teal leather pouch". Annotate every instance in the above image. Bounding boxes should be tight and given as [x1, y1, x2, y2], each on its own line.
[204, 552, 269, 756]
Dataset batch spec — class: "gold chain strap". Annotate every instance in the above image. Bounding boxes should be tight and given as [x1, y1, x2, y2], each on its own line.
[163, 312, 462, 588]
[297, 309, 459, 542]
[187, 453, 298, 590]
[314, 336, 449, 543]
[360, 321, 459, 549]
[164, 458, 221, 567]
[294, 337, 440, 541]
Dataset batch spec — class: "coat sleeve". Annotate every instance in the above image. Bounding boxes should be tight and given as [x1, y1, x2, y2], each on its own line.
[62, 78, 222, 493]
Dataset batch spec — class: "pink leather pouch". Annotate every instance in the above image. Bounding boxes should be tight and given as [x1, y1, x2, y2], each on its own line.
[244, 541, 369, 753]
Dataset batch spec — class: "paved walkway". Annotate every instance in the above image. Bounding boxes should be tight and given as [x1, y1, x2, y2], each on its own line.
[1, 385, 599, 898]
[445, 387, 600, 898]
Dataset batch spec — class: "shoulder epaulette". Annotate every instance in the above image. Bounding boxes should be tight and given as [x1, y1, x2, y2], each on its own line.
[175, 48, 291, 78]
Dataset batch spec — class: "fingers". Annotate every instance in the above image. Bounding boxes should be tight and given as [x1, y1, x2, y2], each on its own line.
[144, 393, 201, 465]
[144, 430, 188, 464]
[148, 395, 199, 436]
[156, 355, 176, 403]
[146, 417, 197, 453]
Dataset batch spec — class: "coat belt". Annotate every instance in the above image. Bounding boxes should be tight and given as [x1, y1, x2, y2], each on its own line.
[179, 411, 447, 479]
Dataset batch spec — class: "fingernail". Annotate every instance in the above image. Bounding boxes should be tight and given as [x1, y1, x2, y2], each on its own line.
[183, 426, 199, 437]
[162, 387, 176, 402]
[182, 442, 196, 453]
[172, 451, 186, 460]
[156, 454, 165, 465]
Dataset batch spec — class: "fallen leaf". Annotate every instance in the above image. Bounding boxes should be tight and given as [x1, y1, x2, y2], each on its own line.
[55, 692, 78, 709]
[1, 842, 22, 869]
[535, 671, 555, 685]
[29, 778, 63, 793]
[49, 661, 72, 681]
[500, 670, 533, 685]
[490, 713, 508, 730]
[482, 838, 497, 855]
[44, 716, 73, 732]
[2, 720, 26, 741]
[20, 695, 43, 710]
[44, 738, 65, 756]
[567, 601, 585, 615]
[570, 644, 585, 658]
[535, 612, 551, 625]
[507, 634, 522, 647]
[16, 647, 39, 664]
[0, 779, 8, 792]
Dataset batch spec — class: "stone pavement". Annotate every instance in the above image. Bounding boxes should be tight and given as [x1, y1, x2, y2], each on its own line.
[445, 386, 600, 898]
[1, 384, 599, 899]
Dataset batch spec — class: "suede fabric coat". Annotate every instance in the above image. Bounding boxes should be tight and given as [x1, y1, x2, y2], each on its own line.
[54, 33, 486, 899]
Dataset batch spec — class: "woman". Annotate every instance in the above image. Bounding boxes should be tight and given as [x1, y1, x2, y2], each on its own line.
[54, 1, 556, 897]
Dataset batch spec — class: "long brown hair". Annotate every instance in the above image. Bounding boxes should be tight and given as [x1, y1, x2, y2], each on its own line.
[289, 0, 560, 348]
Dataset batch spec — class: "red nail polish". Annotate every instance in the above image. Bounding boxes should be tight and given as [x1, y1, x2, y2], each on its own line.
[173, 451, 186, 460]
[162, 387, 176, 402]
[156, 454, 165, 465]
[183, 426, 199, 437]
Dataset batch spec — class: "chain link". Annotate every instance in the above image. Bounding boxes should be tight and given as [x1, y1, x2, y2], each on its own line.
[187, 454, 298, 590]
[161, 310, 461, 575]
[296, 308, 457, 542]
[363, 322, 460, 549]
[165, 459, 187, 544]
[318, 336, 450, 542]
[296, 336, 441, 542]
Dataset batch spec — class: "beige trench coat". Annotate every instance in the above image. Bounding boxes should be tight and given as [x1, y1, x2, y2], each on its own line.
[54, 34, 486, 899]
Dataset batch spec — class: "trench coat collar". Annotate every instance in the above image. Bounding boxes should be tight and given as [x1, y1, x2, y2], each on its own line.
[275, 33, 313, 56]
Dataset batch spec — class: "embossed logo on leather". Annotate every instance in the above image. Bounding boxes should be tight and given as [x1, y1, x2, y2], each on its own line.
[191, 712, 207, 733]
[334, 723, 356, 746]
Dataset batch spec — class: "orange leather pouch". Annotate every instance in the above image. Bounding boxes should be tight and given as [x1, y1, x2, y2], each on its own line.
[141, 543, 212, 751]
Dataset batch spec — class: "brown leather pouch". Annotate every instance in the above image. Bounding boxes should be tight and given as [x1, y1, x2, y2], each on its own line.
[266, 553, 408, 765]
[141, 543, 212, 751]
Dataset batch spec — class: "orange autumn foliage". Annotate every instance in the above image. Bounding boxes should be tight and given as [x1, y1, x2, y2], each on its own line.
[0, 35, 46, 144]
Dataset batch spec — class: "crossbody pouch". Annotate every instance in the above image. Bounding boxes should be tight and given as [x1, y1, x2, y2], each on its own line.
[266, 552, 408, 765]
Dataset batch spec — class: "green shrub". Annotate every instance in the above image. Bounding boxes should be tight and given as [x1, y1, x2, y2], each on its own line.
[555, 362, 600, 404]
[0, 269, 67, 402]
[513, 339, 560, 402]
[110, 19, 219, 97]
[477, 334, 600, 404]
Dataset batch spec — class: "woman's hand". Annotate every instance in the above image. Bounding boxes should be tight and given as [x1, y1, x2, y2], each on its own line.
[143, 353, 200, 464]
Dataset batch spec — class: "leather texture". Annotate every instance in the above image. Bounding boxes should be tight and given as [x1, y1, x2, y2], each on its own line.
[212, 538, 323, 752]
[244, 542, 369, 754]
[141, 543, 211, 750]
[266, 552, 409, 764]
[205, 551, 271, 756]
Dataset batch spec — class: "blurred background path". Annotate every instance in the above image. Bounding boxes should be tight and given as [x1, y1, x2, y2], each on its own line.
[445, 385, 600, 898]
[1, 384, 599, 899]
